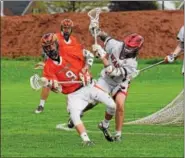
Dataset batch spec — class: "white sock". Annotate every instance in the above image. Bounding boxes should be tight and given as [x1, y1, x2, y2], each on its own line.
[115, 131, 121, 136]
[80, 132, 90, 141]
[102, 119, 109, 128]
[39, 100, 45, 107]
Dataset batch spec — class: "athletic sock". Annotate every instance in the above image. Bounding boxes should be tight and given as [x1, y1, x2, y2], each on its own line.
[39, 99, 45, 107]
[115, 131, 121, 136]
[80, 132, 90, 141]
[102, 119, 109, 128]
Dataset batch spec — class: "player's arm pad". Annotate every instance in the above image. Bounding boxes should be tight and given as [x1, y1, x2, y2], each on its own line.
[83, 49, 94, 67]
[108, 66, 127, 78]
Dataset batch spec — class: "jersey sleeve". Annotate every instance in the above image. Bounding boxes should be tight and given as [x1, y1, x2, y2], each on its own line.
[177, 26, 184, 42]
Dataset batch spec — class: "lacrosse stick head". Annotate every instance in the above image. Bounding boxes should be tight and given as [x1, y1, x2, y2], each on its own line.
[88, 7, 101, 21]
[88, 8, 101, 45]
[30, 74, 46, 91]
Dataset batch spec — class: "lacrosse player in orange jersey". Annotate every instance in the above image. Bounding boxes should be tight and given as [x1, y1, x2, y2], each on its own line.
[38, 33, 116, 146]
[35, 19, 94, 114]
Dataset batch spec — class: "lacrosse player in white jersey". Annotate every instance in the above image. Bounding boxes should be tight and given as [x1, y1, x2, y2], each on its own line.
[85, 19, 144, 141]
[67, 26, 144, 142]
[165, 25, 184, 74]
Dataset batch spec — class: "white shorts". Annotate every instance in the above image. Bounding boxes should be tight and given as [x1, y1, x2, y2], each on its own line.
[67, 84, 116, 114]
[96, 77, 130, 97]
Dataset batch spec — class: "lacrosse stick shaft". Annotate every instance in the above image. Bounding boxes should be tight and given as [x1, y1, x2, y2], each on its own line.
[57, 80, 82, 84]
[140, 60, 165, 72]
[94, 29, 97, 45]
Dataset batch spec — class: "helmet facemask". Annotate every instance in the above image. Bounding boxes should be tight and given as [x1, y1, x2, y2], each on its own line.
[120, 44, 138, 59]
[43, 41, 59, 61]
[61, 26, 72, 42]
[60, 19, 73, 42]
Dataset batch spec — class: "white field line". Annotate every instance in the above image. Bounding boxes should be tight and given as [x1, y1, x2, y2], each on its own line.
[56, 123, 183, 137]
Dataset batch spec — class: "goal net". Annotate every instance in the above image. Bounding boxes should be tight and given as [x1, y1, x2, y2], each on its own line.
[125, 90, 184, 125]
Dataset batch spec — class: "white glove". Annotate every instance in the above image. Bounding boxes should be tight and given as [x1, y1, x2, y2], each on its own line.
[92, 44, 107, 59]
[130, 70, 140, 79]
[79, 70, 92, 86]
[165, 54, 176, 63]
[40, 77, 50, 87]
[40, 77, 62, 93]
[51, 80, 62, 93]
[104, 65, 114, 75]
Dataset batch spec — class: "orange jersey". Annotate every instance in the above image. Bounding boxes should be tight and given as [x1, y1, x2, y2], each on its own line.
[43, 51, 85, 94]
[55, 33, 83, 58]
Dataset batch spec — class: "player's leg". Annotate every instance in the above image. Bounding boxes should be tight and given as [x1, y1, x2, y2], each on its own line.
[67, 100, 98, 128]
[70, 77, 109, 120]
[91, 85, 116, 142]
[67, 90, 94, 146]
[35, 87, 50, 114]
[69, 108, 93, 146]
[112, 82, 129, 141]
[113, 92, 127, 141]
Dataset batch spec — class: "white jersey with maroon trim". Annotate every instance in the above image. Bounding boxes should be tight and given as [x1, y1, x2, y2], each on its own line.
[100, 38, 138, 86]
[177, 25, 184, 74]
[177, 25, 184, 43]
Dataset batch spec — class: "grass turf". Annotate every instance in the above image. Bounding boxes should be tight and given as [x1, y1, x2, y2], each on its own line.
[1, 59, 184, 157]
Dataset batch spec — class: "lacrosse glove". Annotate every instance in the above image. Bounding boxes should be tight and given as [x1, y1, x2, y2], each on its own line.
[40, 77, 62, 93]
[79, 70, 92, 86]
[164, 53, 176, 63]
[92, 44, 107, 59]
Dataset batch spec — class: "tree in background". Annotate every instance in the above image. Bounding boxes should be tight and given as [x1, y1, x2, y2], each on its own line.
[109, 1, 158, 11]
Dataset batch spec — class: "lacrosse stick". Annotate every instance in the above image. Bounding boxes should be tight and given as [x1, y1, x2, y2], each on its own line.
[88, 8, 101, 45]
[139, 59, 165, 72]
[30, 74, 82, 91]
[139, 51, 184, 73]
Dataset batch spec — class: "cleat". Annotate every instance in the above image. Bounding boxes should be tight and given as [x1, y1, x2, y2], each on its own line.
[67, 118, 74, 128]
[35, 105, 44, 114]
[113, 135, 122, 142]
[82, 141, 95, 147]
[98, 122, 114, 142]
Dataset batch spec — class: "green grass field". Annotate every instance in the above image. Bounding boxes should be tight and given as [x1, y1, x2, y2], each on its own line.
[1, 59, 184, 157]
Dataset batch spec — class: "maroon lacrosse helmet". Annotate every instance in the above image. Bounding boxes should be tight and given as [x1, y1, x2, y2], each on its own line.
[121, 33, 144, 59]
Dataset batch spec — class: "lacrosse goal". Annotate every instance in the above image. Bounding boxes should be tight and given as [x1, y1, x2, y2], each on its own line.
[125, 90, 184, 125]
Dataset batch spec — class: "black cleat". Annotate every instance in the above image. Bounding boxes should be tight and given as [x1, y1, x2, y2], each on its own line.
[35, 105, 44, 114]
[98, 122, 114, 142]
[67, 118, 74, 128]
[67, 114, 83, 128]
